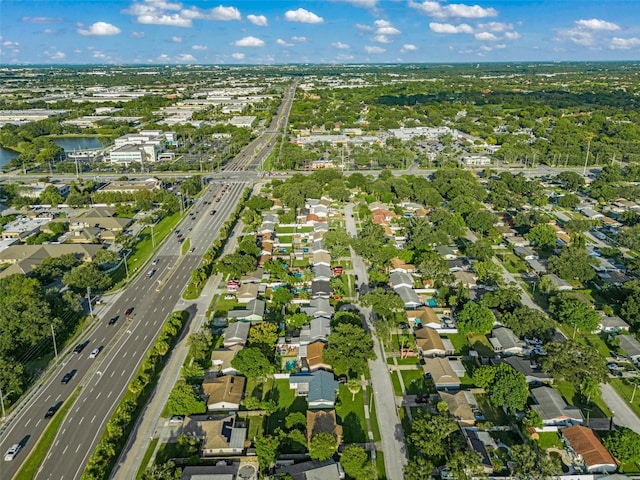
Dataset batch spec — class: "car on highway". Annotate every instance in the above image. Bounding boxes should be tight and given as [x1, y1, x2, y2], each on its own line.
[147, 269, 156, 278]
[169, 415, 184, 424]
[44, 401, 63, 419]
[108, 315, 119, 325]
[189, 247, 195, 253]
[89, 347, 103, 359]
[152, 258, 159, 266]
[61, 369, 77, 384]
[125, 307, 134, 317]
[73, 340, 90, 354]
[4, 443, 22, 461]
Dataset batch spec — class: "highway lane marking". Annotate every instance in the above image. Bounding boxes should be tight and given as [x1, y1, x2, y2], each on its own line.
[144, 335, 148, 341]
[25, 418, 31, 427]
[55, 440, 60, 446]
[121, 369, 126, 376]
[45, 394, 51, 402]
[122, 351, 128, 358]
[144, 321, 149, 327]
[76, 443, 82, 453]
[91, 415, 96, 423]
[75, 406, 80, 413]
[36, 419, 42, 427]
[111, 370, 115, 377]
[96, 392, 101, 400]
[56, 394, 61, 401]
[107, 391, 112, 399]
[63, 445, 68, 455]
[83, 397, 87, 403]
[79, 417, 84, 425]
[134, 335, 139, 341]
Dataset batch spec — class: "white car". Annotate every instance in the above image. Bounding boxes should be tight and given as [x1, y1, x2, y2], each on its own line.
[89, 347, 102, 359]
[5, 443, 21, 461]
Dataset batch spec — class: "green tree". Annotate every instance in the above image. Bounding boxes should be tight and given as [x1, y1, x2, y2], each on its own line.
[550, 295, 600, 333]
[272, 287, 294, 310]
[509, 443, 560, 480]
[548, 246, 596, 283]
[556, 171, 584, 192]
[40, 185, 64, 206]
[489, 363, 529, 412]
[408, 411, 459, 462]
[285, 312, 311, 330]
[230, 347, 275, 381]
[285, 412, 307, 430]
[166, 382, 206, 416]
[324, 323, 375, 378]
[456, 301, 495, 335]
[500, 306, 556, 341]
[361, 288, 405, 321]
[448, 450, 487, 480]
[255, 434, 280, 470]
[62, 262, 112, 292]
[323, 230, 352, 258]
[187, 330, 213, 364]
[215, 253, 257, 278]
[309, 432, 337, 461]
[604, 427, 640, 462]
[340, 445, 376, 480]
[248, 322, 279, 356]
[525, 224, 557, 250]
[403, 457, 435, 480]
[542, 340, 608, 386]
[580, 377, 602, 405]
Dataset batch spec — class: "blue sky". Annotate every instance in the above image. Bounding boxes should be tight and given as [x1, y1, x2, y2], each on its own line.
[1, 0, 639, 64]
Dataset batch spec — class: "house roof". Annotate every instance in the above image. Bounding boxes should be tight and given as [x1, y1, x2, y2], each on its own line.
[531, 387, 584, 423]
[600, 315, 630, 330]
[440, 390, 476, 423]
[313, 264, 333, 279]
[423, 357, 460, 386]
[210, 345, 242, 372]
[222, 322, 250, 343]
[310, 317, 331, 341]
[306, 409, 343, 443]
[491, 327, 524, 351]
[311, 280, 331, 295]
[70, 215, 131, 231]
[0, 244, 102, 264]
[227, 299, 266, 320]
[502, 357, 554, 383]
[415, 327, 446, 353]
[391, 257, 415, 271]
[306, 341, 330, 370]
[301, 298, 334, 318]
[183, 414, 246, 451]
[290, 370, 338, 404]
[312, 252, 331, 265]
[390, 271, 413, 288]
[407, 307, 440, 326]
[276, 460, 342, 480]
[619, 335, 640, 358]
[202, 375, 246, 407]
[562, 426, 616, 469]
[396, 286, 422, 306]
[237, 283, 258, 299]
[544, 273, 572, 289]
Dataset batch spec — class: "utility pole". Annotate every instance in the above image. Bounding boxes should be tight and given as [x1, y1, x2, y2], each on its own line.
[583, 139, 591, 176]
[74, 156, 80, 178]
[51, 323, 58, 359]
[87, 287, 94, 318]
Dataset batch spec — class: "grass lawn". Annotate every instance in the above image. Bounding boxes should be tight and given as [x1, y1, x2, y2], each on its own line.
[401, 369, 431, 395]
[238, 413, 265, 443]
[376, 451, 387, 480]
[135, 438, 159, 480]
[155, 442, 199, 465]
[537, 431, 562, 450]
[14, 388, 81, 480]
[555, 380, 610, 418]
[369, 392, 381, 442]
[619, 460, 640, 475]
[467, 333, 495, 357]
[442, 333, 469, 355]
[298, 226, 313, 233]
[265, 378, 307, 434]
[475, 393, 509, 425]
[391, 371, 403, 396]
[500, 254, 529, 274]
[213, 296, 239, 316]
[180, 237, 191, 255]
[610, 378, 640, 419]
[584, 332, 612, 358]
[277, 235, 293, 244]
[336, 386, 368, 443]
[276, 226, 295, 234]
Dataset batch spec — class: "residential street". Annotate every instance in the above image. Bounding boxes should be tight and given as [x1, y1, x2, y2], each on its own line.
[345, 204, 407, 480]
[600, 383, 640, 434]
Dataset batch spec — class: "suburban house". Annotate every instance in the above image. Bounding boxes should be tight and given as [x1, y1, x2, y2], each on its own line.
[301, 298, 335, 318]
[236, 283, 259, 304]
[501, 357, 554, 385]
[311, 280, 332, 299]
[543, 274, 573, 291]
[273, 460, 344, 480]
[514, 246, 538, 260]
[490, 327, 526, 356]
[309, 317, 331, 342]
[390, 257, 416, 274]
[289, 370, 339, 409]
[561, 425, 617, 473]
[452, 271, 478, 289]
[463, 428, 497, 474]
[222, 322, 250, 347]
[0, 244, 103, 278]
[597, 315, 630, 334]
[396, 286, 423, 309]
[422, 357, 461, 390]
[241, 268, 264, 284]
[414, 328, 454, 357]
[439, 390, 477, 426]
[210, 345, 242, 376]
[202, 375, 246, 411]
[312, 252, 331, 267]
[227, 299, 266, 323]
[182, 414, 247, 457]
[435, 245, 458, 260]
[407, 307, 442, 330]
[301, 341, 332, 371]
[313, 264, 333, 282]
[390, 271, 414, 290]
[530, 387, 584, 426]
[618, 335, 640, 364]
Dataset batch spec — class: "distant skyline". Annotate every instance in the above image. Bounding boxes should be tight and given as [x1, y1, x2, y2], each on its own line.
[1, 0, 640, 65]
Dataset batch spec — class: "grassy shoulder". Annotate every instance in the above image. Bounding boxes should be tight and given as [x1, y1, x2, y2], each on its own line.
[181, 238, 191, 255]
[14, 388, 82, 480]
[134, 438, 159, 480]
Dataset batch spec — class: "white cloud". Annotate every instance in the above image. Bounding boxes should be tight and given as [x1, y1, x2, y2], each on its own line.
[171, 36, 183, 43]
[137, 13, 192, 27]
[78, 21, 121, 36]
[566, 29, 594, 46]
[46, 50, 66, 60]
[176, 53, 196, 62]
[43, 29, 58, 35]
[157, 53, 171, 62]
[333, 0, 377, 7]
[233, 36, 265, 47]
[2, 40, 19, 47]
[374, 35, 391, 44]
[365, 45, 385, 54]
[355, 23, 373, 31]
[401, 43, 417, 52]
[610, 37, 640, 49]
[247, 14, 268, 26]
[475, 32, 499, 41]
[92, 51, 107, 59]
[22, 16, 61, 23]
[181, 5, 241, 21]
[192, 44, 207, 50]
[130, 31, 145, 38]
[332, 41, 350, 49]
[504, 31, 520, 40]
[409, 1, 498, 19]
[292, 36, 307, 42]
[429, 22, 473, 34]
[285, 8, 323, 24]
[575, 18, 620, 31]
[477, 22, 512, 32]
[277, 39, 294, 47]
[231, 52, 245, 59]
[374, 20, 401, 36]
[336, 53, 355, 61]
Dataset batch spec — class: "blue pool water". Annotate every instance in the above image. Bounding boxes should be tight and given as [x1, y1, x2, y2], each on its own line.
[286, 360, 297, 371]
[427, 298, 437, 307]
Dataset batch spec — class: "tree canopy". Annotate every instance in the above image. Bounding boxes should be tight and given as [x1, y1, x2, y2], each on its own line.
[324, 323, 375, 378]
[230, 347, 275, 381]
[456, 301, 495, 335]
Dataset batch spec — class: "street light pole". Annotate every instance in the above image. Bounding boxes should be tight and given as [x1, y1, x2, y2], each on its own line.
[0, 388, 15, 421]
[51, 323, 58, 359]
[631, 381, 638, 403]
[87, 286, 94, 318]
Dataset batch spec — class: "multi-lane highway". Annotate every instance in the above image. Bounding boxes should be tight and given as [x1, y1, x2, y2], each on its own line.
[0, 81, 297, 480]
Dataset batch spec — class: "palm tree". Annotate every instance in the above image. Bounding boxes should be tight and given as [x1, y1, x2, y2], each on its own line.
[347, 379, 362, 401]
[580, 377, 601, 405]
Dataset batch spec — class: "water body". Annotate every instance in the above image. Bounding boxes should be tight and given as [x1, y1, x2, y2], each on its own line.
[0, 145, 18, 167]
[53, 136, 103, 152]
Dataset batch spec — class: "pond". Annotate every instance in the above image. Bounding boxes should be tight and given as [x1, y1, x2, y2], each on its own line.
[0, 146, 18, 166]
[52, 137, 103, 152]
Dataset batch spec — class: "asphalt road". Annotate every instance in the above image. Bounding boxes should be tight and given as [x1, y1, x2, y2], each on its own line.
[0, 80, 297, 480]
[345, 204, 407, 480]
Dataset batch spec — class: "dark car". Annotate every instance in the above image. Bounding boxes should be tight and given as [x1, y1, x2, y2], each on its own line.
[73, 340, 90, 354]
[108, 315, 119, 325]
[44, 401, 63, 419]
[415, 392, 429, 404]
[125, 307, 134, 317]
[61, 369, 77, 384]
